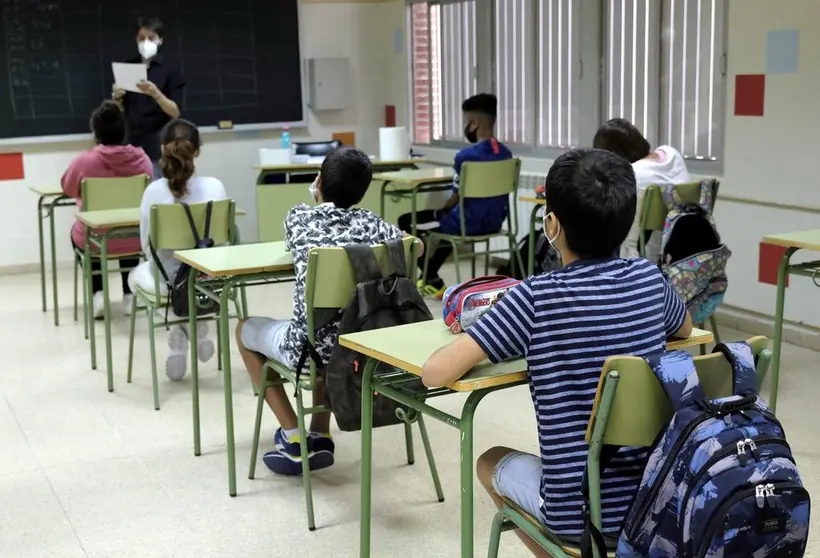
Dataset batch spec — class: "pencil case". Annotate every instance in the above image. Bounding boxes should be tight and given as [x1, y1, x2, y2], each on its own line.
[441, 275, 521, 333]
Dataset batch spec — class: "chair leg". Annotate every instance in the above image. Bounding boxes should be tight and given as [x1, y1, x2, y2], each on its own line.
[240, 286, 249, 319]
[249, 366, 269, 480]
[73, 255, 79, 323]
[146, 305, 161, 411]
[487, 509, 506, 558]
[217, 319, 223, 371]
[295, 386, 317, 530]
[404, 421, 415, 465]
[417, 415, 444, 503]
[126, 296, 139, 384]
[710, 315, 722, 345]
[452, 243, 462, 284]
[484, 241, 490, 276]
[471, 247, 477, 279]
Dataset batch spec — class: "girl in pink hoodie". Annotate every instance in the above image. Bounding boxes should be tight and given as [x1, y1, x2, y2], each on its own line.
[62, 100, 154, 318]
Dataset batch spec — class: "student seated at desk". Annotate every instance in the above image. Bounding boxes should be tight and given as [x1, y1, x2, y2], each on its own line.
[236, 147, 410, 476]
[421, 148, 692, 556]
[128, 118, 228, 381]
[593, 118, 691, 262]
[61, 100, 154, 318]
[398, 93, 512, 298]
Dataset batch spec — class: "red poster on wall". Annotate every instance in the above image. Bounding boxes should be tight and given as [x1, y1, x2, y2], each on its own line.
[0, 153, 24, 180]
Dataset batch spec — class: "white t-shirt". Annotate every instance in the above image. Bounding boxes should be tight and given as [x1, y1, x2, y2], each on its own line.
[139, 175, 229, 278]
[621, 145, 691, 261]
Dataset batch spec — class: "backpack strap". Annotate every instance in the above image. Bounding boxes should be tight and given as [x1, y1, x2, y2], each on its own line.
[293, 341, 325, 396]
[648, 350, 707, 411]
[180, 202, 202, 246]
[342, 244, 385, 283]
[385, 238, 408, 278]
[698, 180, 714, 213]
[710, 342, 758, 396]
[202, 201, 214, 241]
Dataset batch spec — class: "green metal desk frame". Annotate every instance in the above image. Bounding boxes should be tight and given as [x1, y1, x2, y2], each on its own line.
[34, 191, 76, 325]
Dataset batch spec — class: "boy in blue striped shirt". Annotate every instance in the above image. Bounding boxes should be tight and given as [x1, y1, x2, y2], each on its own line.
[422, 148, 692, 555]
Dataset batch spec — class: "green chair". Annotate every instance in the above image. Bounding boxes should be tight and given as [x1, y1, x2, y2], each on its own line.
[126, 200, 243, 411]
[248, 237, 444, 531]
[73, 175, 150, 337]
[487, 336, 771, 558]
[638, 179, 721, 351]
[422, 158, 524, 283]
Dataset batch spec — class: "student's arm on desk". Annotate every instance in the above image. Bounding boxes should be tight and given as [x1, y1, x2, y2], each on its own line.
[422, 334, 488, 387]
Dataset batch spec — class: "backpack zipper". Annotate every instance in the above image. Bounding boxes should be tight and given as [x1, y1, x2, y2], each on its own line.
[677, 436, 793, 553]
[695, 482, 808, 558]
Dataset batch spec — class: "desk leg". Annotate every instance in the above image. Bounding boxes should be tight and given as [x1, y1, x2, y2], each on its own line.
[37, 197, 47, 312]
[359, 359, 378, 558]
[528, 204, 541, 277]
[219, 282, 238, 497]
[411, 189, 418, 238]
[85, 231, 97, 370]
[770, 247, 796, 414]
[101, 232, 114, 392]
[459, 390, 492, 558]
[380, 181, 388, 218]
[49, 201, 60, 326]
[189, 276, 201, 456]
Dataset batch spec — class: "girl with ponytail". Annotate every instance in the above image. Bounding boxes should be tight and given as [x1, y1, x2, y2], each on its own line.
[129, 118, 228, 381]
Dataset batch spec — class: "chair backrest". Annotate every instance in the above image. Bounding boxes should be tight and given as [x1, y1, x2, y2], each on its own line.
[587, 336, 770, 448]
[459, 158, 522, 199]
[149, 199, 236, 251]
[81, 175, 150, 211]
[302, 236, 419, 341]
[294, 140, 342, 157]
[639, 179, 720, 232]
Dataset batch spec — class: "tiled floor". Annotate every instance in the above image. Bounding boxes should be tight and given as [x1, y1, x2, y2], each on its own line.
[0, 265, 817, 557]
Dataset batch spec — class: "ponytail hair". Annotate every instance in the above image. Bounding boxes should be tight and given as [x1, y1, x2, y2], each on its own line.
[159, 118, 201, 198]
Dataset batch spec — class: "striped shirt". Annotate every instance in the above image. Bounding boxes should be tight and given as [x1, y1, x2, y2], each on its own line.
[468, 257, 686, 537]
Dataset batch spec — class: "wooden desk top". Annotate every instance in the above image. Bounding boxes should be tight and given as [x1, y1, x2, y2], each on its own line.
[175, 241, 293, 277]
[30, 186, 66, 197]
[762, 229, 820, 253]
[254, 159, 424, 172]
[519, 195, 545, 205]
[338, 320, 714, 392]
[76, 207, 247, 229]
[373, 167, 454, 187]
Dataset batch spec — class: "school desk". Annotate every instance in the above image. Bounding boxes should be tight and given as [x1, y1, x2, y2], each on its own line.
[519, 194, 546, 276]
[174, 241, 294, 497]
[339, 321, 713, 558]
[30, 186, 77, 325]
[75, 207, 247, 394]
[372, 167, 455, 236]
[255, 159, 424, 242]
[761, 229, 820, 413]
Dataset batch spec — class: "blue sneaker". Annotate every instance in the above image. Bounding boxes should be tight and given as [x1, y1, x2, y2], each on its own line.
[262, 428, 334, 476]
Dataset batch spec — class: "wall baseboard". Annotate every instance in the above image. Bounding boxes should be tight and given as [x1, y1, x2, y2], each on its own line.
[714, 305, 820, 352]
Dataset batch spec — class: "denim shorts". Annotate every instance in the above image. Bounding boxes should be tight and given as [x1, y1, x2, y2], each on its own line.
[491, 451, 546, 524]
[239, 317, 292, 365]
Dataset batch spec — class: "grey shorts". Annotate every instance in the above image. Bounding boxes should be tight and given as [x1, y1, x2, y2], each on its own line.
[239, 317, 292, 365]
[492, 451, 546, 524]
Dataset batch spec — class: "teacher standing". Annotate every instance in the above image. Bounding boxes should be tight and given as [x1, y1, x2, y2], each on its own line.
[112, 16, 185, 178]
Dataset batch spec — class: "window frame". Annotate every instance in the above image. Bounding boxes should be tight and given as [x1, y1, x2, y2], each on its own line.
[406, 0, 728, 173]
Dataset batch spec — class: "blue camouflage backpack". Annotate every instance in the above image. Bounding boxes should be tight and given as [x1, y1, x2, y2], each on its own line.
[615, 342, 810, 558]
[659, 181, 731, 325]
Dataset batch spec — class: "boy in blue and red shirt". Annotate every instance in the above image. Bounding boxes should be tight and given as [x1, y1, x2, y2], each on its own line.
[398, 93, 512, 298]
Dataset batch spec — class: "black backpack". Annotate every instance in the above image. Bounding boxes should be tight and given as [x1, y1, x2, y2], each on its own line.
[150, 201, 220, 319]
[322, 239, 433, 432]
[498, 233, 560, 279]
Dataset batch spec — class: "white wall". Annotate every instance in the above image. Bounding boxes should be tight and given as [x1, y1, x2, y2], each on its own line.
[1, 1, 408, 270]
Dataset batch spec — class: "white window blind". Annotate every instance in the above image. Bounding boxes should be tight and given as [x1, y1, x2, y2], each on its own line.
[604, 0, 725, 160]
[494, 0, 535, 145]
[537, 0, 579, 148]
[659, 0, 726, 160]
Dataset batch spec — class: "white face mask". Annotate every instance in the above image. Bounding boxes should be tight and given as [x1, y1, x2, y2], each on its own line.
[543, 212, 561, 247]
[138, 40, 159, 60]
[308, 177, 320, 202]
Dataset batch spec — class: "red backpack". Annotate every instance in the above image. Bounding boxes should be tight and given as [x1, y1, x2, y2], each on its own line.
[441, 276, 521, 333]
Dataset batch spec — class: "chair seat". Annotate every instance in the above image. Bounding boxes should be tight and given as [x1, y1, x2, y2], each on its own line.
[134, 285, 169, 306]
[502, 499, 616, 558]
[429, 229, 514, 242]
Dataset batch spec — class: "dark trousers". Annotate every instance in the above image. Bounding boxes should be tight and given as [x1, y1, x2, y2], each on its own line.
[398, 210, 452, 283]
[73, 240, 137, 295]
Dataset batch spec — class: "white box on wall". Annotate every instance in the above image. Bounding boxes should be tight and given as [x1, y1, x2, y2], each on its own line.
[306, 58, 352, 110]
